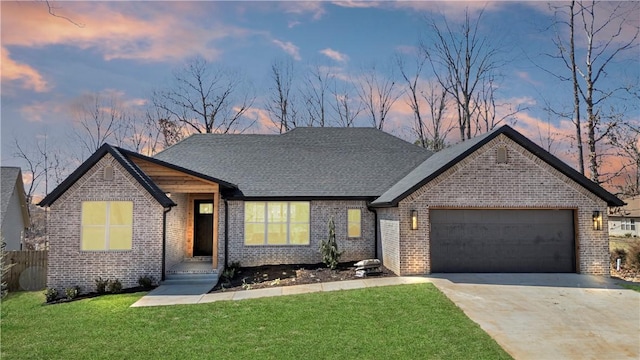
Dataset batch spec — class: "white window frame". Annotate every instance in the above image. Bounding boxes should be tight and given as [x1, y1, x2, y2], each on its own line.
[244, 202, 310, 246]
[622, 218, 636, 231]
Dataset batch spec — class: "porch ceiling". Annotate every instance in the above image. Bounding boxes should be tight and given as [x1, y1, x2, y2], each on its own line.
[130, 157, 219, 193]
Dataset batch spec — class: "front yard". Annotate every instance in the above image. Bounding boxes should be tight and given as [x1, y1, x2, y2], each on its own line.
[1, 284, 511, 359]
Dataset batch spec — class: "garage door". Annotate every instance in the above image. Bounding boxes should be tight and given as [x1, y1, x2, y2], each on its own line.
[430, 209, 575, 273]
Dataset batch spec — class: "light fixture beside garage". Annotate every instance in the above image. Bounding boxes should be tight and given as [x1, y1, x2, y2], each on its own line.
[592, 211, 602, 230]
[411, 210, 418, 230]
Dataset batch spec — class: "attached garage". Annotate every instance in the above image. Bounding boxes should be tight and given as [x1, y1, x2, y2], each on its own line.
[430, 209, 575, 273]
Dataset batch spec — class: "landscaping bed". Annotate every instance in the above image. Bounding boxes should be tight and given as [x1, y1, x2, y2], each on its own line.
[212, 261, 395, 292]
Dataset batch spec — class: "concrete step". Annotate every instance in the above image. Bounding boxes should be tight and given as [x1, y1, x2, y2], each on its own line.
[183, 256, 213, 262]
[162, 273, 219, 286]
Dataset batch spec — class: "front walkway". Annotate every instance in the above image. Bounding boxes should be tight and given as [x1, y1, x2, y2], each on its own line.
[130, 276, 431, 307]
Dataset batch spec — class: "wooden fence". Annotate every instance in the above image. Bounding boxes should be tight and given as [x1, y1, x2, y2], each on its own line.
[2, 250, 48, 292]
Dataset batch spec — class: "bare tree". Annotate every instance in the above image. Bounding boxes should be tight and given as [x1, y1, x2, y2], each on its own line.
[331, 83, 362, 128]
[266, 59, 298, 133]
[474, 76, 525, 134]
[355, 63, 401, 130]
[423, 7, 503, 141]
[70, 92, 123, 159]
[301, 64, 332, 127]
[546, 1, 639, 182]
[397, 53, 452, 150]
[153, 56, 255, 135]
[608, 121, 640, 196]
[13, 134, 67, 203]
[577, 1, 639, 183]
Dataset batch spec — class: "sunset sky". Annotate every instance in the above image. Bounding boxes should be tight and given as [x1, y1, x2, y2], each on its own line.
[1, 1, 638, 197]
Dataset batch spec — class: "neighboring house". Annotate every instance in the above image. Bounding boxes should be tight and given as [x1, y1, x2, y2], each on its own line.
[1, 167, 30, 250]
[39, 126, 623, 292]
[609, 196, 639, 237]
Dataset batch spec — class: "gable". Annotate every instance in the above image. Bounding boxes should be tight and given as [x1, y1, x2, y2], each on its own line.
[39, 144, 174, 208]
[372, 125, 624, 207]
[0, 167, 30, 227]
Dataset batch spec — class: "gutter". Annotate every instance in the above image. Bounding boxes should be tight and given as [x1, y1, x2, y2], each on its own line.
[161, 206, 173, 281]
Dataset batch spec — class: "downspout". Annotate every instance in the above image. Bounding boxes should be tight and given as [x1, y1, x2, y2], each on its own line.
[161, 206, 172, 282]
[224, 199, 229, 269]
[367, 204, 379, 260]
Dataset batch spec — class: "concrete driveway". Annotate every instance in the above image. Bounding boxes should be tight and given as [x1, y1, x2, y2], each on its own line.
[429, 274, 640, 360]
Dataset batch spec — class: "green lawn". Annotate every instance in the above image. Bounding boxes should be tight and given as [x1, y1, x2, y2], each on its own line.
[1, 284, 511, 359]
[621, 284, 640, 292]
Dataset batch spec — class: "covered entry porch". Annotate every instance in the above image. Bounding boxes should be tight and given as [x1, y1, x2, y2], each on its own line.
[126, 153, 235, 284]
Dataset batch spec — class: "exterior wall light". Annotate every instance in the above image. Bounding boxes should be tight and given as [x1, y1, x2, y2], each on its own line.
[411, 210, 418, 230]
[592, 210, 602, 230]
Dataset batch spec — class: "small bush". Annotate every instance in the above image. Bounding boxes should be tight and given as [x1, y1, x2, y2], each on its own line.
[626, 242, 640, 270]
[610, 248, 627, 268]
[319, 217, 342, 270]
[625, 233, 632, 238]
[222, 268, 236, 283]
[44, 288, 59, 302]
[138, 275, 155, 289]
[95, 277, 109, 294]
[108, 279, 123, 294]
[65, 286, 80, 300]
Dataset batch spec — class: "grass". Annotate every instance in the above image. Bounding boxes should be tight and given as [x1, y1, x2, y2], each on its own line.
[1, 284, 511, 360]
[610, 236, 639, 252]
[620, 284, 640, 292]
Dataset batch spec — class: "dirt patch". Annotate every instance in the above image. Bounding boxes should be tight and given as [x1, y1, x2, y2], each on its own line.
[611, 268, 640, 283]
[211, 262, 395, 292]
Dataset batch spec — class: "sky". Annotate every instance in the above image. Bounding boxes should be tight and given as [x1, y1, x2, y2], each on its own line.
[1, 1, 639, 198]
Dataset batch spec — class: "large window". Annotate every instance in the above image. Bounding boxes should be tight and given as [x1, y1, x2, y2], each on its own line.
[81, 201, 133, 251]
[622, 218, 636, 231]
[347, 209, 362, 238]
[245, 202, 310, 245]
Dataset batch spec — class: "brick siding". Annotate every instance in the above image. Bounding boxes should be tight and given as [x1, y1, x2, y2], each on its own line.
[165, 193, 187, 270]
[225, 200, 375, 267]
[390, 134, 610, 276]
[46, 154, 164, 293]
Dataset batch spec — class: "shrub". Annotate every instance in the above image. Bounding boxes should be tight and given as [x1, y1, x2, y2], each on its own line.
[95, 277, 109, 294]
[44, 288, 59, 302]
[138, 275, 155, 289]
[108, 279, 123, 294]
[65, 286, 80, 300]
[626, 242, 640, 270]
[319, 217, 342, 270]
[610, 248, 627, 268]
[0, 240, 13, 299]
[625, 233, 632, 238]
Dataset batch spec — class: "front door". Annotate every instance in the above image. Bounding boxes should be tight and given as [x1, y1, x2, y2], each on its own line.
[193, 200, 214, 256]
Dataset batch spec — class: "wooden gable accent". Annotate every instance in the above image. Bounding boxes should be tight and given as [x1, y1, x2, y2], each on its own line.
[129, 157, 220, 193]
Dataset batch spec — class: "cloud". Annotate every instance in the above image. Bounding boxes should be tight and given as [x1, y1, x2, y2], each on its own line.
[272, 39, 301, 61]
[288, 20, 302, 28]
[0, 2, 249, 63]
[319, 48, 350, 63]
[1, 47, 49, 92]
[280, 2, 326, 20]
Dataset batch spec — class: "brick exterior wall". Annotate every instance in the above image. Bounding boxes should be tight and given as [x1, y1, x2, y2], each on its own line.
[224, 200, 375, 267]
[376, 207, 400, 274]
[46, 154, 164, 293]
[165, 192, 188, 270]
[388, 134, 610, 276]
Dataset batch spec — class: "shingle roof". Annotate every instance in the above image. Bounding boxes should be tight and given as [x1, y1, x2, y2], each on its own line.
[38, 144, 176, 208]
[371, 125, 624, 207]
[154, 127, 433, 198]
[1, 167, 29, 226]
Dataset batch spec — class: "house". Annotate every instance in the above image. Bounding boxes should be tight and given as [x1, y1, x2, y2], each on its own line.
[39, 126, 624, 292]
[1, 167, 30, 251]
[609, 196, 639, 237]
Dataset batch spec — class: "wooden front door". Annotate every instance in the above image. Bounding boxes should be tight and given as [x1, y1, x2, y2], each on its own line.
[193, 200, 214, 256]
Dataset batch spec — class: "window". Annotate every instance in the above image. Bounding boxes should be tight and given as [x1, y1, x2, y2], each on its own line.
[81, 201, 133, 251]
[199, 203, 213, 214]
[245, 202, 310, 245]
[622, 219, 636, 231]
[347, 209, 361, 238]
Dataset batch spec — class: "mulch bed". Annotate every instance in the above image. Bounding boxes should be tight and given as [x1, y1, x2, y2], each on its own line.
[44, 285, 157, 305]
[211, 262, 395, 293]
[611, 268, 640, 283]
